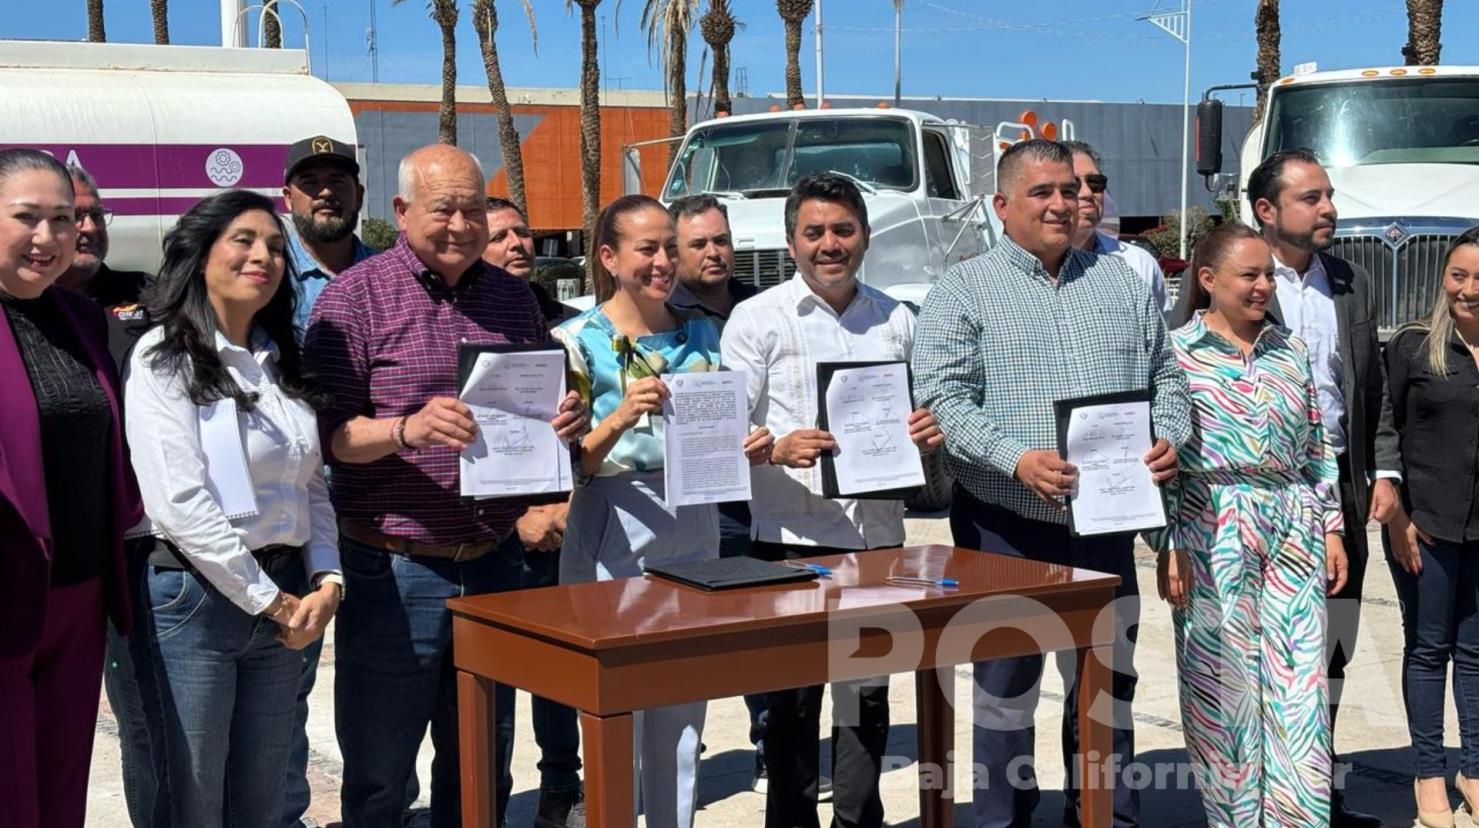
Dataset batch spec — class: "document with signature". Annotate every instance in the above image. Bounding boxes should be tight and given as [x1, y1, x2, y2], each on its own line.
[1054, 390, 1166, 537]
[662, 371, 752, 508]
[457, 345, 572, 499]
[817, 361, 925, 498]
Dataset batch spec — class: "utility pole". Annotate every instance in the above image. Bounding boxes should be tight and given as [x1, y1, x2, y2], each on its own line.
[1145, 0, 1193, 259]
[367, 0, 380, 83]
[893, 2, 902, 105]
[814, 0, 825, 106]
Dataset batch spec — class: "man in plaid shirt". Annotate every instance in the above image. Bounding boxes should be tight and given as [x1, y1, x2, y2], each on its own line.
[912, 139, 1192, 828]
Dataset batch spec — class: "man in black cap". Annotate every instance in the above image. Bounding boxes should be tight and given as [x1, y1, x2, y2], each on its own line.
[280, 136, 378, 828]
[282, 135, 379, 340]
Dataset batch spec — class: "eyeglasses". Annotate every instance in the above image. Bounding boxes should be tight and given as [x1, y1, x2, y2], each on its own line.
[1082, 174, 1109, 195]
[75, 207, 115, 227]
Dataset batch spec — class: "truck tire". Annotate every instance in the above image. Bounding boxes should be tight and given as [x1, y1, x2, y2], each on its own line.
[907, 449, 954, 513]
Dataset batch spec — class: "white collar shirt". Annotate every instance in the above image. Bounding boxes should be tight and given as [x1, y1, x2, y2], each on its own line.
[1095, 231, 1172, 316]
[1272, 252, 1346, 453]
[124, 325, 341, 616]
[720, 275, 917, 550]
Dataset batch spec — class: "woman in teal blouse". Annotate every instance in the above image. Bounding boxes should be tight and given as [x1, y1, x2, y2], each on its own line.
[553, 194, 770, 828]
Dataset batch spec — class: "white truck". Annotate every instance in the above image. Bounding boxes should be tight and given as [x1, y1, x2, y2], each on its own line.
[631, 107, 1001, 309]
[0, 38, 356, 275]
[1198, 63, 1479, 332]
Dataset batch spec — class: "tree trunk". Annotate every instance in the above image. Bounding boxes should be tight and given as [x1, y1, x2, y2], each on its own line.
[712, 44, 731, 114]
[579, 2, 602, 264]
[437, 10, 459, 145]
[473, 0, 529, 216]
[1403, 0, 1443, 65]
[264, 0, 281, 48]
[783, 18, 803, 108]
[150, 0, 169, 44]
[1251, 0, 1280, 122]
[667, 33, 687, 171]
[87, 0, 106, 42]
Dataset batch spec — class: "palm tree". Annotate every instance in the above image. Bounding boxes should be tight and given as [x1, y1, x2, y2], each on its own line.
[1403, 0, 1444, 65]
[631, 0, 701, 168]
[87, 0, 106, 42]
[890, 0, 903, 104]
[264, 0, 281, 48]
[472, 0, 537, 216]
[700, 0, 742, 116]
[567, 0, 603, 256]
[392, 0, 460, 145]
[776, 0, 813, 109]
[1251, 0, 1280, 122]
[150, 0, 169, 44]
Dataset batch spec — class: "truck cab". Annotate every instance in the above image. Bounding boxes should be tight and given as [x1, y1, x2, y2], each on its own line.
[1204, 64, 1479, 332]
[652, 107, 993, 308]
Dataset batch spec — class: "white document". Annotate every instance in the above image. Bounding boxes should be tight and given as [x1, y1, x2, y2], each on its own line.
[1063, 400, 1167, 536]
[198, 398, 258, 520]
[458, 349, 572, 498]
[661, 371, 752, 508]
[823, 362, 924, 496]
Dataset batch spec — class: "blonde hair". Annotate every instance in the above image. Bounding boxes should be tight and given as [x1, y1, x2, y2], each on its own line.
[1421, 226, 1479, 377]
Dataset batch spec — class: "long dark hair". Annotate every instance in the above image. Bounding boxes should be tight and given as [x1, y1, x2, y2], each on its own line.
[143, 190, 321, 410]
[1181, 222, 1265, 314]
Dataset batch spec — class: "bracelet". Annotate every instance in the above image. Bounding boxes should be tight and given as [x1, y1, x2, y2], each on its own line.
[392, 415, 411, 451]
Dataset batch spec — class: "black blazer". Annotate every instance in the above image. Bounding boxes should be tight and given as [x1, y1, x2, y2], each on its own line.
[1169, 252, 1400, 523]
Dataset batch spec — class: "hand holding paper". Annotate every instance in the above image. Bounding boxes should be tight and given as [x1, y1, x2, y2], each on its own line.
[458, 347, 573, 499]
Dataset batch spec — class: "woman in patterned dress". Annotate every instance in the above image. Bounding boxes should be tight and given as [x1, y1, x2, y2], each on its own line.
[553, 194, 771, 828]
[1155, 222, 1349, 827]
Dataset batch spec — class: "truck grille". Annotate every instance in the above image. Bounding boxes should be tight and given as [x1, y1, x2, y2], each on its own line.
[734, 249, 797, 289]
[1329, 221, 1470, 330]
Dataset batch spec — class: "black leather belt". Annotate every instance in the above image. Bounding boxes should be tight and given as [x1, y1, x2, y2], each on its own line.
[147, 539, 302, 571]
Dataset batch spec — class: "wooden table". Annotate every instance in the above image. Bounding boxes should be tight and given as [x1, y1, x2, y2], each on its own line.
[450, 544, 1120, 828]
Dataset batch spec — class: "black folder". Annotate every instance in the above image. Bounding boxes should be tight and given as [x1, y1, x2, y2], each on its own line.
[456, 342, 575, 506]
[1052, 387, 1163, 538]
[643, 557, 820, 591]
[815, 360, 923, 501]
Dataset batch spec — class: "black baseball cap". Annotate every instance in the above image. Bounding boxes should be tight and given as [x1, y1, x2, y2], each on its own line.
[284, 135, 360, 184]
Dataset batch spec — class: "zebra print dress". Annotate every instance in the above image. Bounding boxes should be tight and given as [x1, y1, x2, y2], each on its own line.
[1159, 311, 1343, 828]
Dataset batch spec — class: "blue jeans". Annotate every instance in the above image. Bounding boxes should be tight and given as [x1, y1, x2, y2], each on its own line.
[281, 635, 324, 827]
[149, 551, 309, 828]
[951, 489, 1140, 828]
[522, 544, 584, 794]
[335, 536, 524, 828]
[1387, 532, 1479, 778]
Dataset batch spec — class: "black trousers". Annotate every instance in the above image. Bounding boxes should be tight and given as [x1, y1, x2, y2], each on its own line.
[751, 540, 891, 828]
[1328, 452, 1370, 804]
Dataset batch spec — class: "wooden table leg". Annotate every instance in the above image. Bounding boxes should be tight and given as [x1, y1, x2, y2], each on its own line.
[915, 668, 955, 828]
[580, 710, 635, 828]
[457, 670, 500, 828]
[1075, 644, 1113, 828]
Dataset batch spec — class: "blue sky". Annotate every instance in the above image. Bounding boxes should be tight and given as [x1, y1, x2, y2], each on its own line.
[10, 1, 1479, 106]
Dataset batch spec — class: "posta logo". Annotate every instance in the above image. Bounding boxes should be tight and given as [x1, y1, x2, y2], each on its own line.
[206, 148, 245, 187]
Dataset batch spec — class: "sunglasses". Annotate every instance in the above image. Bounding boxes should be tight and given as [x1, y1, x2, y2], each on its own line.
[1082, 174, 1109, 194]
[75, 207, 115, 227]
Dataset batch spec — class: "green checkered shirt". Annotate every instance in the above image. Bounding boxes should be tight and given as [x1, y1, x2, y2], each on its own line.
[912, 234, 1193, 525]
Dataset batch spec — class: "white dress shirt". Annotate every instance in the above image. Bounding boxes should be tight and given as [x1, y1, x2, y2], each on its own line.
[1095, 231, 1172, 317]
[1272, 252, 1347, 454]
[721, 276, 917, 550]
[125, 325, 341, 615]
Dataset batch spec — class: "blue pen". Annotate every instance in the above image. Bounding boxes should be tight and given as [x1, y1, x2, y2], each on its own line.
[781, 560, 833, 578]
[886, 575, 959, 588]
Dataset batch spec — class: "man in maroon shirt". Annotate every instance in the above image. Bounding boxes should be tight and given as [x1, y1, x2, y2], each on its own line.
[306, 144, 585, 828]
